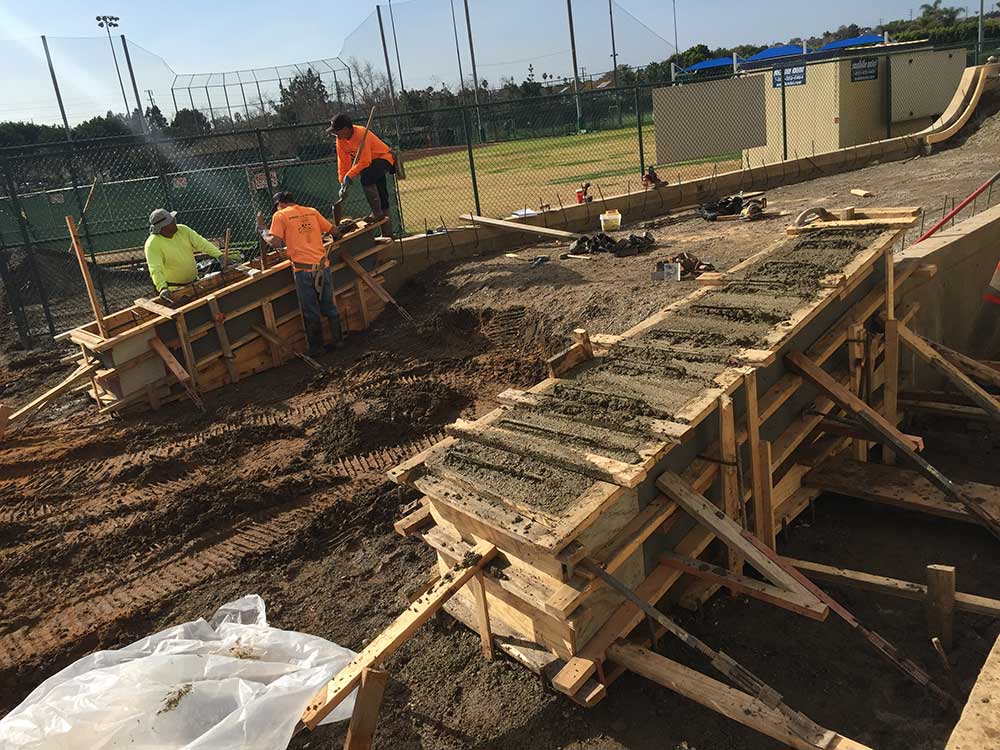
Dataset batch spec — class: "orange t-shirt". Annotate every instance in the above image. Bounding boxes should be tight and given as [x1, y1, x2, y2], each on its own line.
[269, 204, 333, 266]
[336, 126, 394, 182]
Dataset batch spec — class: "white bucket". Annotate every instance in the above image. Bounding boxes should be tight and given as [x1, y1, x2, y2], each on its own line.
[599, 209, 621, 232]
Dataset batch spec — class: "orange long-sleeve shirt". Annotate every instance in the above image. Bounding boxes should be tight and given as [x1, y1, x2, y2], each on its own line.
[336, 125, 394, 182]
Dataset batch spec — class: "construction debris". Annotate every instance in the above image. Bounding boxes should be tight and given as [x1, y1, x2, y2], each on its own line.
[698, 192, 768, 222]
[568, 231, 657, 257]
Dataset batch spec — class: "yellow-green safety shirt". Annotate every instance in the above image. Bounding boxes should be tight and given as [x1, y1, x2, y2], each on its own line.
[143, 224, 223, 291]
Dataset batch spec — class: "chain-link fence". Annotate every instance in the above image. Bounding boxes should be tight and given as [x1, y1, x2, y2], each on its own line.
[0, 41, 991, 347]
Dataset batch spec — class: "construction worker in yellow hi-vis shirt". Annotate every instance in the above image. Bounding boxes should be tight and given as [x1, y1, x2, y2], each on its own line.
[143, 209, 237, 302]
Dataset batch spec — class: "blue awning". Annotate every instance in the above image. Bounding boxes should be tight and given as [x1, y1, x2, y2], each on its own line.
[685, 56, 736, 72]
[744, 44, 809, 62]
[818, 34, 884, 51]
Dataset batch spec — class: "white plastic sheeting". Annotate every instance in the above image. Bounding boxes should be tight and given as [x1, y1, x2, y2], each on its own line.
[0, 595, 356, 749]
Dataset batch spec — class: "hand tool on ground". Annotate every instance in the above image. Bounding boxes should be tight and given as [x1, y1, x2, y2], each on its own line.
[332, 106, 377, 225]
[579, 558, 832, 745]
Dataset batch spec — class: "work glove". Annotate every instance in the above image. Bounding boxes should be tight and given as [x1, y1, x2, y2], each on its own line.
[158, 288, 173, 303]
[340, 176, 352, 194]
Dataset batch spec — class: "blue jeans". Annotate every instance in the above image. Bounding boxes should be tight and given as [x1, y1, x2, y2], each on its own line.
[294, 267, 340, 331]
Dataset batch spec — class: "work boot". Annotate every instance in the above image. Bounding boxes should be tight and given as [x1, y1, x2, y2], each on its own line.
[304, 319, 325, 358]
[326, 316, 346, 351]
[363, 183, 388, 221]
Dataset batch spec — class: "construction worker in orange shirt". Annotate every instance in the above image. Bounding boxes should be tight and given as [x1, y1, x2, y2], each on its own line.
[328, 113, 397, 222]
[257, 191, 343, 356]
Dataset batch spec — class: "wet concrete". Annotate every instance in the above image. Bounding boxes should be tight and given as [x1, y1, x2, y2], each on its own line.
[431, 226, 891, 519]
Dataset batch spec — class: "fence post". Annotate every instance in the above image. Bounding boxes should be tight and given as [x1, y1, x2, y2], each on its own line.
[780, 67, 788, 162]
[0, 247, 31, 347]
[150, 133, 174, 211]
[634, 87, 645, 177]
[64, 147, 109, 314]
[1, 157, 56, 337]
[461, 106, 482, 216]
[255, 129, 275, 197]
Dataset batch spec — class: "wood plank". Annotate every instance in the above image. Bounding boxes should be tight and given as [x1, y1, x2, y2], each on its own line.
[469, 571, 495, 660]
[607, 643, 873, 750]
[803, 456, 1000, 528]
[546, 342, 592, 379]
[946, 632, 1000, 750]
[343, 668, 389, 750]
[785, 217, 917, 234]
[134, 297, 181, 319]
[926, 564, 956, 649]
[66, 215, 108, 338]
[148, 337, 191, 383]
[206, 296, 238, 384]
[301, 540, 497, 729]
[174, 314, 199, 392]
[544, 496, 677, 618]
[718, 394, 743, 577]
[756, 441, 777, 550]
[261, 300, 284, 367]
[393, 501, 432, 537]
[459, 213, 582, 239]
[786, 350, 1000, 540]
[897, 324, 1000, 426]
[0, 362, 101, 436]
[341, 250, 398, 307]
[659, 552, 828, 620]
[921, 336, 1000, 391]
[782, 557, 1000, 618]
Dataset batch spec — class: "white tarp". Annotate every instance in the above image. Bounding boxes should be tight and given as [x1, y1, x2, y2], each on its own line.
[0, 595, 356, 749]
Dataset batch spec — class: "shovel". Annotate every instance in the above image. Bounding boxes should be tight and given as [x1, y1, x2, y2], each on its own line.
[332, 105, 377, 224]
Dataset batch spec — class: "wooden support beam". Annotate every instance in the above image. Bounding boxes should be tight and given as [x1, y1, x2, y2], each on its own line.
[207, 296, 238, 384]
[134, 297, 181, 319]
[343, 668, 389, 750]
[459, 213, 582, 239]
[897, 324, 1000, 426]
[926, 565, 956, 650]
[718, 395, 743, 578]
[919, 336, 1000, 391]
[393, 502, 432, 537]
[847, 323, 870, 461]
[756, 440, 777, 550]
[782, 557, 1000, 618]
[785, 350, 1000, 541]
[742, 372, 770, 549]
[607, 643, 873, 750]
[261, 300, 284, 367]
[148, 337, 191, 383]
[660, 552, 828, 620]
[469, 571, 495, 661]
[546, 342, 593, 379]
[301, 541, 497, 729]
[0, 361, 101, 438]
[66, 215, 108, 338]
[173, 314, 200, 392]
[883, 319, 900, 465]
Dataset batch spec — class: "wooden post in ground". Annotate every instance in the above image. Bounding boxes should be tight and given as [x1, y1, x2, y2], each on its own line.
[718, 394, 743, 578]
[65, 215, 108, 338]
[926, 564, 956, 650]
[848, 323, 869, 461]
[343, 668, 389, 750]
[468, 570, 494, 660]
[883, 244, 899, 465]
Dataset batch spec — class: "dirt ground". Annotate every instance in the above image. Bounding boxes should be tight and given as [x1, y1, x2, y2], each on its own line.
[3, 104, 1000, 749]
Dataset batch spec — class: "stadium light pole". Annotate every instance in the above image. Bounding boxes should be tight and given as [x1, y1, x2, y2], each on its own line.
[462, 0, 484, 139]
[566, 0, 583, 131]
[96, 15, 131, 116]
[672, 0, 680, 57]
[450, 0, 467, 96]
[388, 0, 405, 95]
[609, 0, 619, 88]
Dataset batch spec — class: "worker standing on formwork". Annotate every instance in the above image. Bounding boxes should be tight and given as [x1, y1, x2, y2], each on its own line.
[144, 209, 237, 302]
[257, 191, 344, 356]
[328, 113, 396, 222]
[969, 259, 1000, 359]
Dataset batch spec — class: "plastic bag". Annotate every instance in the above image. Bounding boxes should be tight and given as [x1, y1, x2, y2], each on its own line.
[0, 595, 356, 749]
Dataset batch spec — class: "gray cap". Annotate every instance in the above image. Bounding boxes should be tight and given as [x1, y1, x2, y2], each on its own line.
[149, 208, 178, 234]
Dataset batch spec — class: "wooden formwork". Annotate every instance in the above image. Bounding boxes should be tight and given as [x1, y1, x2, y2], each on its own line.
[59, 219, 394, 415]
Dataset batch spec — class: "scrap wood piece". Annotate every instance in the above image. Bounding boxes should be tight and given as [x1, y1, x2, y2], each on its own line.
[923, 337, 1000, 390]
[785, 350, 1000, 542]
[740, 529, 957, 708]
[301, 540, 497, 729]
[446, 419, 649, 488]
[0, 361, 101, 438]
[659, 552, 828, 620]
[458, 213, 582, 240]
[546, 342, 593, 379]
[608, 643, 873, 750]
[802, 457, 1000, 529]
[782, 557, 1000, 618]
[393, 500, 432, 537]
[850, 188, 874, 198]
[898, 326, 1000, 412]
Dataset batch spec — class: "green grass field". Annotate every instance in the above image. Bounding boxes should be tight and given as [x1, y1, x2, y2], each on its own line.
[396, 126, 740, 232]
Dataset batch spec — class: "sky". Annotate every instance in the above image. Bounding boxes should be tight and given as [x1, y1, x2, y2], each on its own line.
[0, 0, 958, 124]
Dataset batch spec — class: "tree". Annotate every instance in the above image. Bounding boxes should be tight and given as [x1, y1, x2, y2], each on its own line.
[145, 105, 168, 131]
[348, 58, 391, 111]
[73, 111, 131, 140]
[276, 68, 331, 125]
[170, 108, 211, 135]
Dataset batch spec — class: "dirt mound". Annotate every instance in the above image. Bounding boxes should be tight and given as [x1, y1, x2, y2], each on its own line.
[306, 379, 466, 460]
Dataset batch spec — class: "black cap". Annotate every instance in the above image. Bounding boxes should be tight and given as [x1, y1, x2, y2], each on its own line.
[325, 113, 353, 134]
[272, 190, 294, 209]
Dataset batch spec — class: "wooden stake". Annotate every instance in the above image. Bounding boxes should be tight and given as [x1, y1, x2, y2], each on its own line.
[718, 395, 742, 578]
[173, 314, 200, 393]
[343, 668, 389, 750]
[207, 296, 238, 384]
[65, 215, 108, 338]
[468, 571, 494, 661]
[742, 372, 771, 550]
[756, 440, 777, 550]
[883, 244, 898, 464]
[926, 564, 956, 650]
[847, 323, 869, 461]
